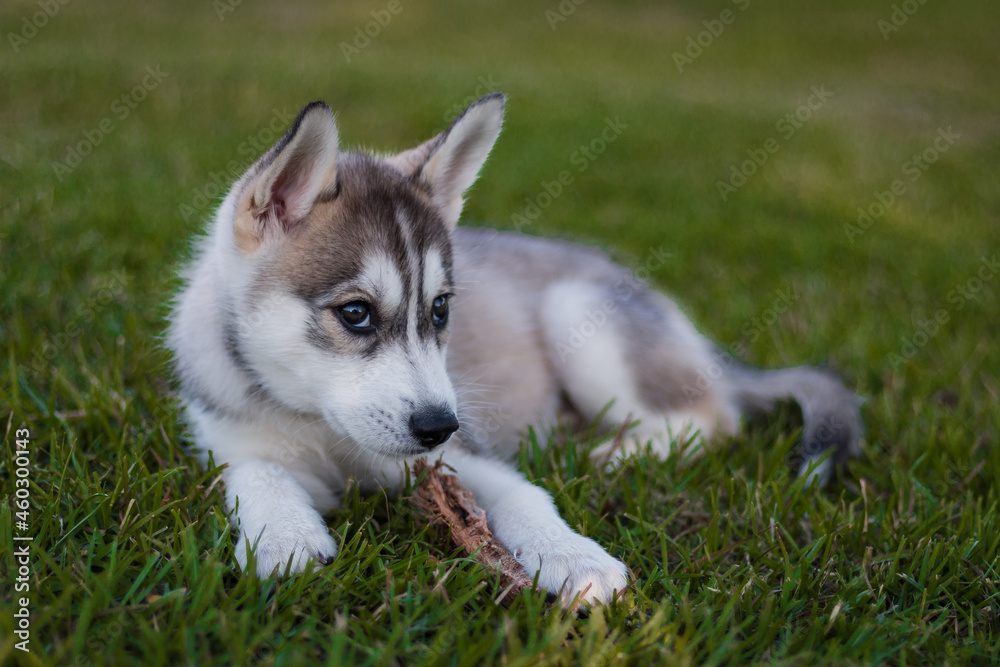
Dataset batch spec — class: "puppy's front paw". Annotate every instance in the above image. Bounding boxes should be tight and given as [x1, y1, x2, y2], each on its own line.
[235, 522, 338, 577]
[515, 533, 629, 606]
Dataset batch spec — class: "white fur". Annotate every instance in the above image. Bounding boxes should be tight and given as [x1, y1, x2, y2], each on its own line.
[226, 460, 338, 575]
[422, 247, 447, 302]
[539, 281, 715, 464]
[419, 96, 504, 227]
[253, 104, 339, 232]
[357, 252, 406, 314]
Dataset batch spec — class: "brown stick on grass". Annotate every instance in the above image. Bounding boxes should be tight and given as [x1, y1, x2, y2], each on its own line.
[412, 459, 533, 607]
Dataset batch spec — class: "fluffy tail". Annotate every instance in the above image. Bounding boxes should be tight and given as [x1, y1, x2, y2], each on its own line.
[726, 365, 864, 486]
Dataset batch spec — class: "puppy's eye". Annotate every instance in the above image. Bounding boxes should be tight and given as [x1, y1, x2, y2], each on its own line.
[431, 295, 449, 327]
[338, 302, 372, 330]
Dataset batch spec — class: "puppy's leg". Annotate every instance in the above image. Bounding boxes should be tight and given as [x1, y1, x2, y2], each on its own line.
[439, 446, 629, 606]
[191, 410, 340, 577]
[538, 281, 863, 484]
[539, 281, 739, 464]
[224, 460, 339, 576]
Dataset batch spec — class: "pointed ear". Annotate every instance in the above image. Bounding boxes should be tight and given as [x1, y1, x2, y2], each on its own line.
[233, 101, 339, 252]
[386, 93, 505, 228]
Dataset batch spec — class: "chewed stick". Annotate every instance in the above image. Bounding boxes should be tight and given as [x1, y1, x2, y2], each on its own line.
[412, 459, 533, 607]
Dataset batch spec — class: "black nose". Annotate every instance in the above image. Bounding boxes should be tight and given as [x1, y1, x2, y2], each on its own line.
[409, 407, 459, 449]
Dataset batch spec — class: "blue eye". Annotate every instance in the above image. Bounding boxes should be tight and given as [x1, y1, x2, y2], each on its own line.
[431, 295, 449, 327]
[338, 302, 372, 330]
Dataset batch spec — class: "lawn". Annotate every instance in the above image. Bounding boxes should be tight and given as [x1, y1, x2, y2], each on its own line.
[1, 0, 999, 664]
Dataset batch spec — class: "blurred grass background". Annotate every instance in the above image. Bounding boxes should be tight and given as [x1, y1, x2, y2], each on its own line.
[1, 0, 998, 665]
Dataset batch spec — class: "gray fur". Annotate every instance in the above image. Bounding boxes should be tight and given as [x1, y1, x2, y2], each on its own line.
[725, 365, 865, 485]
[448, 227, 863, 479]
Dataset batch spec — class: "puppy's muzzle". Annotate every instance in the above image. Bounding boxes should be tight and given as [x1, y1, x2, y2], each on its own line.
[409, 407, 459, 449]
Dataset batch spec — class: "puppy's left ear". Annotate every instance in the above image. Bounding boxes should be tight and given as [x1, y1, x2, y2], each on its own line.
[233, 101, 339, 252]
[387, 93, 505, 228]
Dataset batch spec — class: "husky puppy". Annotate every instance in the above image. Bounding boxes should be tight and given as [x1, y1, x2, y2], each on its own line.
[169, 93, 862, 605]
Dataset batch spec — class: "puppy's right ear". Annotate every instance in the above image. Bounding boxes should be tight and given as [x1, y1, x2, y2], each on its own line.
[386, 93, 505, 229]
[233, 102, 339, 252]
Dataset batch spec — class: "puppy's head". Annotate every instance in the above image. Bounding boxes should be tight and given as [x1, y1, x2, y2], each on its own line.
[222, 94, 504, 458]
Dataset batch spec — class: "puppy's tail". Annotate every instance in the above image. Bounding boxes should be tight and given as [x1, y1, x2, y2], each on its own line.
[725, 365, 864, 486]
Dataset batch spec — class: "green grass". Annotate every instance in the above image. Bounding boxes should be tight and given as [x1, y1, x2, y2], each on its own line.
[2, 0, 999, 664]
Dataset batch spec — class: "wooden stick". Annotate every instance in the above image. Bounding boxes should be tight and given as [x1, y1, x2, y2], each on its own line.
[412, 459, 533, 607]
